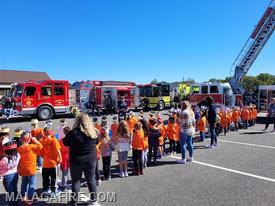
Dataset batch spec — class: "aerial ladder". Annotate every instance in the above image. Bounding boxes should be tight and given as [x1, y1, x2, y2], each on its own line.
[229, 0, 275, 94]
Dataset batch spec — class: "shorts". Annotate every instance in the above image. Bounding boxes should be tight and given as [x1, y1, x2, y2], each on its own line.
[118, 151, 128, 161]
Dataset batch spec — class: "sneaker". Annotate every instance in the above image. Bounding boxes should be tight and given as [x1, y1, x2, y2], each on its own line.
[87, 200, 98, 206]
[207, 144, 215, 149]
[186, 157, 193, 162]
[54, 189, 61, 195]
[214, 143, 218, 147]
[108, 176, 112, 180]
[96, 179, 102, 186]
[119, 172, 125, 178]
[140, 170, 144, 175]
[124, 171, 129, 177]
[176, 159, 186, 164]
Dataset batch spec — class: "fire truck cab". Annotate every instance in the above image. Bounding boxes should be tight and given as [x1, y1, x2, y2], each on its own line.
[92, 81, 139, 111]
[10, 80, 70, 120]
[189, 82, 242, 107]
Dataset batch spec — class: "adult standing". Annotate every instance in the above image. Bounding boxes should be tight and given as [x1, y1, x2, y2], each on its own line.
[177, 101, 195, 164]
[205, 96, 217, 148]
[147, 119, 161, 164]
[63, 113, 99, 206]
[263, 98, 275, 132]
[118, 97, 128, 120]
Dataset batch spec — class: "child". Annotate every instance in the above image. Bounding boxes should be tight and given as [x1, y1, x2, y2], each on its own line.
[241, 107, 249, 129]
[40, 127, 62, 195]
[31, 119, 44, 170]
[99, 127, 112, 180]
[127, 111, 137, 136]
[95, 138, 102, 186]
[232, 108, 240, 131]
[220, 110, 231, 136]
[93, 116, 102, 132]
[1, 139, 20, 206]
[111, 116, 119, 147]
[101, 115, 109, 133]
[59, 126, 71, 191]
[166, 116, 177, 155]
[12, 127, 23, 147]
[157, 118, 166, 158]
[17, 132, 43, 204]
[116, 121, 131, 177]
[132, 122, 145, 175]
[148, 119, 160, 164]
[197, 113, 207, 142]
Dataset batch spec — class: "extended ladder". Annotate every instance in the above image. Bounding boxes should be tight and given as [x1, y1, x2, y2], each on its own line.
[230, 0, 275, 94]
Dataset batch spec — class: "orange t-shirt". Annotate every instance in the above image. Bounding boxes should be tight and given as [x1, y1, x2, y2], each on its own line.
[111, 123, 119, 143]
[197, 116, 206, 132]
[127, 117, 137, 134]
[31, 128, 44, 140]
[166, 123, 176, 141]
[232, 111, 239, 122]
[95, 124, 102, 133]
[242, 110, 249, 121]
[253, 109, 257, 120]
[174, 122, 180, 142]
[17, 143, 43, 176]
[158, 125, 166, 146]
[132, 129, 145, 150]
[40, 137, 61, 168]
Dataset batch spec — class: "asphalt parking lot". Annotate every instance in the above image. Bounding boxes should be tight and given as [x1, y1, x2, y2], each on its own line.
[1, 112, 275, 206]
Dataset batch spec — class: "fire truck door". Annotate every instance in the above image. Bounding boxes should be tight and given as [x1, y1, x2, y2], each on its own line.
[40, 86, 53, 106]
[53, 83, 66, 108]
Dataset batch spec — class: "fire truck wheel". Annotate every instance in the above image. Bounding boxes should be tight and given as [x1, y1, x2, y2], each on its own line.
[37, 106, 54, 120]
[157, 101, 165, 110]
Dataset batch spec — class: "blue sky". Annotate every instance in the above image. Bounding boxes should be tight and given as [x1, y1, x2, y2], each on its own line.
[0, 0, 274, 84]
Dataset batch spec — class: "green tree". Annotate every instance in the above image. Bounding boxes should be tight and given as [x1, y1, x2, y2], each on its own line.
[151, 78, 158, 84]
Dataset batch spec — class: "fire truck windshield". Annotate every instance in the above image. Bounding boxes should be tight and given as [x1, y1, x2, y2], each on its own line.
[11, 85, 23, 97]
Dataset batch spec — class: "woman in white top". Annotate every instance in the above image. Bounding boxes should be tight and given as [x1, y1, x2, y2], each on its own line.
[177, 101, 195, 164]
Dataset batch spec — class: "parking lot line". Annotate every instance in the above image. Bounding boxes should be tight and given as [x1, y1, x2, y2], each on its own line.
[218, 139, 275, 149]
[170, 155, 275, 183]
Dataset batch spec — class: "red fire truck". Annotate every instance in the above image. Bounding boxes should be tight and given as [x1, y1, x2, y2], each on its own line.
[10, 80, 70, 120]
[71, 80, 139, 113]
[188, 82, 243, 107]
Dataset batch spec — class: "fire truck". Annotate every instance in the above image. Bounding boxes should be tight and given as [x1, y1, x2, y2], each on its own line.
[10, 80, 70, 120]
[138, 83, 171, 110]
[188, 82, 242, 107]
[71, 80, 139, 113]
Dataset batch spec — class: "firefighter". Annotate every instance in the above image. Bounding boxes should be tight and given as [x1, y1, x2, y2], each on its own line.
[118, 97, 128, 121]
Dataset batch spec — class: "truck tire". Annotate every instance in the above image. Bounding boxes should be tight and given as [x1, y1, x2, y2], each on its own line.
[157, 101, 165, 110]
[37, 106, 54, 120]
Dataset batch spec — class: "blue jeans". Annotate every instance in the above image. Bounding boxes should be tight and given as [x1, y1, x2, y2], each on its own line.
[21, 175, 36, 200]
[200, 132, 205, 142]
[209, 123, 217, 145]
[3, 172, 18, 206]
[179, 132, 193, 160]
[37, 156, 43, 167]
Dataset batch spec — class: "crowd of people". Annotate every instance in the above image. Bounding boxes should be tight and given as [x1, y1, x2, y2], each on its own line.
[0, 96, 265, 206]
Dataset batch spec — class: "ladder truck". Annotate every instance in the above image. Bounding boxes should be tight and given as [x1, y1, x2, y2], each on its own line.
[229, 0, 275, 100]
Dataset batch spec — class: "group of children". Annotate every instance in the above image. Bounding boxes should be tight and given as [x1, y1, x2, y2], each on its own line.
[0, 119, 71, 205]
[0, 104, 258, 205]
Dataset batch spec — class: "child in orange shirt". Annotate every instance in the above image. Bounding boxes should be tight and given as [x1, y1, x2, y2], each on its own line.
[166, 116, 176, 155]
[232, 108, 240, 131]
[132, 122, 145, 175]
[17, 131, 43, 203]
[197, 114, 207, 142]
[40, 127, 62, 195]
[175, 116, 181, 153]
[252, 106, 257, 126]
[157, 118, 166, 158]
[126, 111, 137, 136]
[241, 107, 249, 129]
[31, 118, 44, 170]
[221, 110, 231, 136]
[59, 126, 71, 191]
[111, 116, 119, 147]
[93, 116, 102, 133]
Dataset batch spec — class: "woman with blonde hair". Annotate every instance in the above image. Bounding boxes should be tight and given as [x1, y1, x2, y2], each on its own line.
[177, 101, 195, 164]
[115, 121, 131, 177]
[63, 113, 99, 206]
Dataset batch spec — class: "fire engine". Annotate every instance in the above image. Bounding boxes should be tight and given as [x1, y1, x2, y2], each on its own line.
[10, 80, 70, 120]
[138, 83, 170, 110]
[71, 80, 139, 113]
[258, 85, 275, 111]
[188, 82, 242, 107]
